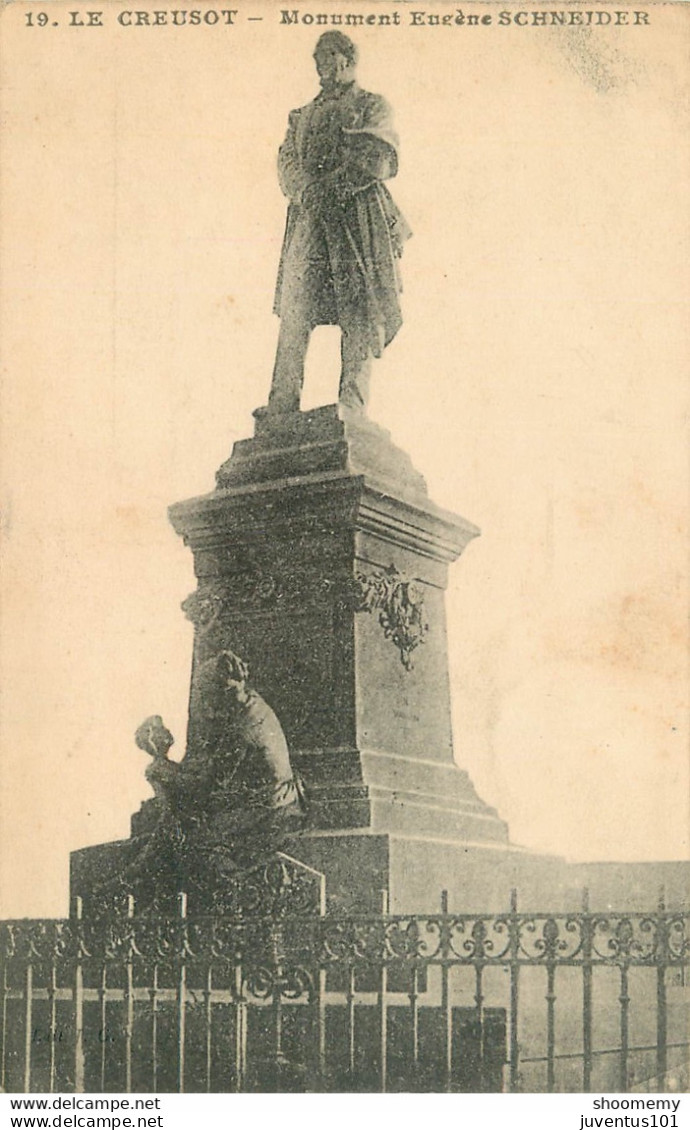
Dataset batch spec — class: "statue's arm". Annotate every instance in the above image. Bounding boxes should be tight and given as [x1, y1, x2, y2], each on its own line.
[146, 752, 216, 814]
[277, 110, 307, 201]
[340, 95, 399, 188]
[341, 134, 397, 185]
[177, 753, 217, 795]
[300, 96, 399, 209]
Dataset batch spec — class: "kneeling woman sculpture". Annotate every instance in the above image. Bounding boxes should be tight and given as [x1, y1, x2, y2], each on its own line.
[128, 651, 306, 903]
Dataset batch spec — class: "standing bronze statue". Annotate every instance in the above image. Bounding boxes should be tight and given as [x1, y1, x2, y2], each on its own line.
[269, 31, 411, 415]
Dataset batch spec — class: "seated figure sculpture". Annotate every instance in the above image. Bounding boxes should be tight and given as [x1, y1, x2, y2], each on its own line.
[122, 652, 306, 904]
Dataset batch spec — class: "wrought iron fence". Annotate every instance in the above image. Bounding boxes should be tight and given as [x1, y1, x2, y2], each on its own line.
[1, 857, 688, 1093]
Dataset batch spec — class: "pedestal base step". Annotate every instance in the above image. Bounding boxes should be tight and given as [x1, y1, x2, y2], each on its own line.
[293, 746, 509, 844]
[216, 404, 429, 501]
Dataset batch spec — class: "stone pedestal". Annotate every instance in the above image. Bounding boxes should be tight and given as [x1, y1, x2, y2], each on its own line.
[165, 404, 509, 908]
[169, 406, 506, 840]
[71, 404, 518, 915]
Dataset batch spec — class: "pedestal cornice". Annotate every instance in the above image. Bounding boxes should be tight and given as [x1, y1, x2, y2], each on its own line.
[170, 473, 479, 570]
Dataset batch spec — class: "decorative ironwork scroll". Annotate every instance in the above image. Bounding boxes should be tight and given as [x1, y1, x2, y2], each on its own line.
[1, 900, 687, 1095]
[2, 907, 688, 971]
[211, 854, 325, 919]
[353, 564, 428, 669]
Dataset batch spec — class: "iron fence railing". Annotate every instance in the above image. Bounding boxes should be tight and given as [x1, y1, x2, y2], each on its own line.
[1, 860, 688, 1093]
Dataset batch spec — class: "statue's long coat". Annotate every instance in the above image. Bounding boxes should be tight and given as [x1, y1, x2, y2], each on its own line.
[145, 690, 302, 836]
[273, 82, 411, 356]
[181, 691, 302, 824]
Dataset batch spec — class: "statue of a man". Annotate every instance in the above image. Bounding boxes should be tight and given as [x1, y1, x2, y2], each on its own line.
[268, 32, 411, 415]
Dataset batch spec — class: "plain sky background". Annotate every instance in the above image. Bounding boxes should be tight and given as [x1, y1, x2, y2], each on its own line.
[1, 1, 688, 917]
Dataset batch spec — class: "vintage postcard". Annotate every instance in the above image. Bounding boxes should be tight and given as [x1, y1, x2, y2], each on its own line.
[0, 0, 688, 1096]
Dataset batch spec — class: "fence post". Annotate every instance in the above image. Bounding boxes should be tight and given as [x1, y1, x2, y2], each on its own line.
[619, 961, 630, 1091]
[74, 897, 85, 1093]
[656, 887, 668, 1092]
[270, 925, 285, 1091]
[474, 944, 486, 1092]
[150, 962, 159, 1093]
[23, 961, 33, 1093]
[204, 964, 213, 1093]
[312, 874, 327, 1087]
[440, 889, 452, 1093]
[582, 888, 593, 1093]
[97, 964, 107, 1091]
[346, 965, 356, 1079]
[0, 957, 7, 1092]
[544, 918, 558, 1093]
[177, 892, 188, 1094]
[509, 888, 520, 1093]
[234, 960, 247, 1093]
[378, 889, 389, 1094]
[409, 964, 420, 1084]
[48, 962, 57, 1094]
[124, 894, 135, 1092]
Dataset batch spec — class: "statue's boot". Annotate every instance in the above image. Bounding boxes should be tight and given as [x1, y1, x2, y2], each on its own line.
[339, 326, 372, 412]
[268, 315, 309, 413]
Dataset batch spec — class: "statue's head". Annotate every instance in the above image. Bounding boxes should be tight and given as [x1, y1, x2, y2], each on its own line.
[196, 649, 251, 716]
[313, 32, 357, 89]
[135, 715, 174, 759]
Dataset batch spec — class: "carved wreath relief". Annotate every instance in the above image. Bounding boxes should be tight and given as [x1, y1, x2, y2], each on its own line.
[182, 562, 428, 669]
[181, 573, 337, 632]
[354, 564, 428, 670]
[181, 589, 225, 631]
